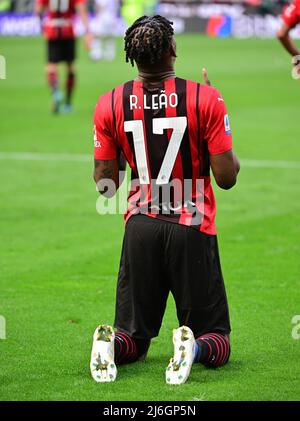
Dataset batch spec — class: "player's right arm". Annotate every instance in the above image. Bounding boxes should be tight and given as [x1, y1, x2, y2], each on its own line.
[277, 1, 300, 58]
[201, 86, 240, 190]
[210, 150, 240, 190]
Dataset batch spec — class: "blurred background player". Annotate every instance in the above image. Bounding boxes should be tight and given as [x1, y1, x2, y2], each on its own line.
[89, 0, 119, 62]
[277, 0, 300, 73]
[35, 0, 92, 113]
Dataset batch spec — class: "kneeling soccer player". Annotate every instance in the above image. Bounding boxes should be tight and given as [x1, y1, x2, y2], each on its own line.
[90, 15, 240, 384]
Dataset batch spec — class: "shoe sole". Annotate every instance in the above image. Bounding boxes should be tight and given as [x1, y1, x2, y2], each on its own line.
[90, 324, 117, 383]
[166, 326, 195, 385]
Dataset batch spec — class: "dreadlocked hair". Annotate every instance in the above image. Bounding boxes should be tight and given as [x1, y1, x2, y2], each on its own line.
[124, 15, 174, 67]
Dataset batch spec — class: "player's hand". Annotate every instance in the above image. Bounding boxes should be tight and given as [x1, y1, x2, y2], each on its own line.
[84, 32, 93, 50]
[202, 68, 211, 86]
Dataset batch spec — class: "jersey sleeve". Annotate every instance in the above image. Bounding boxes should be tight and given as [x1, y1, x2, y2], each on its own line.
[282, 1, 300, 28]
[93, 92, 118, 160]
[201, 86, 233, 156]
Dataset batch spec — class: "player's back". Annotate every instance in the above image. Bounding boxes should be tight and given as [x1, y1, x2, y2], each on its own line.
[120, 78, 203, 185]
[94, 77, 233, 235]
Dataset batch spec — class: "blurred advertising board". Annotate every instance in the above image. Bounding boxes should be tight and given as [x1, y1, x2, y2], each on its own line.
[0, 1, 300, 38]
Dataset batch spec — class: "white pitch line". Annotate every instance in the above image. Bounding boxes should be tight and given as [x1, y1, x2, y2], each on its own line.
[241, 159, 300, 169]
[0, 151, 91, 162]
[0, 152, 300, 169]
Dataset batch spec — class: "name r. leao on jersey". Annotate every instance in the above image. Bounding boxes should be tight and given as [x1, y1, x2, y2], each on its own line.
[129, 91, 178, 110]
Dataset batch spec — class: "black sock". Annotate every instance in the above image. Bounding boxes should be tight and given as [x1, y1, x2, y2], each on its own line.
[114, 332, 150, 365]
[194, 333, 230, 367]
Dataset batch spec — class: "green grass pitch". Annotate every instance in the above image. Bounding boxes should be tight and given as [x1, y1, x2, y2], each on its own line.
[0, 34, 300, 401]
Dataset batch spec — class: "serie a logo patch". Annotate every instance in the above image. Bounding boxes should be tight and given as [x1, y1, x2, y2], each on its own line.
[224, 114, 231, 135]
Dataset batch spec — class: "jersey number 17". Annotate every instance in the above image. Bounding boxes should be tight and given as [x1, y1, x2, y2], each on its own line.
[124, 116, 187, 185]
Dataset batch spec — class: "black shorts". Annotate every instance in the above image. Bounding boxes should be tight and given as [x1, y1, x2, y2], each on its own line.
[114, 215, 231, 340]
[47, 39, 76, 63]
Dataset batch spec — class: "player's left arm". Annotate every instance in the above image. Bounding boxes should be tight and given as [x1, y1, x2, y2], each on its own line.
[76, 0, 93, 49]
[94, 154, 126, 198]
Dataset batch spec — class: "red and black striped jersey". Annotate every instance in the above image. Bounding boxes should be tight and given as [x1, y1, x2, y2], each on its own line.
[94, 77, 233, 235]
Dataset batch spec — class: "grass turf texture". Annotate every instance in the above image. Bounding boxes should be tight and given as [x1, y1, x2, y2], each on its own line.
[0, 35, 300, 401]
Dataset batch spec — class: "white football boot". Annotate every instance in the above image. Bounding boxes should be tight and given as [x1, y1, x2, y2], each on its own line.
[166, 326, 195, 385]
[90, 325, 117, 383]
